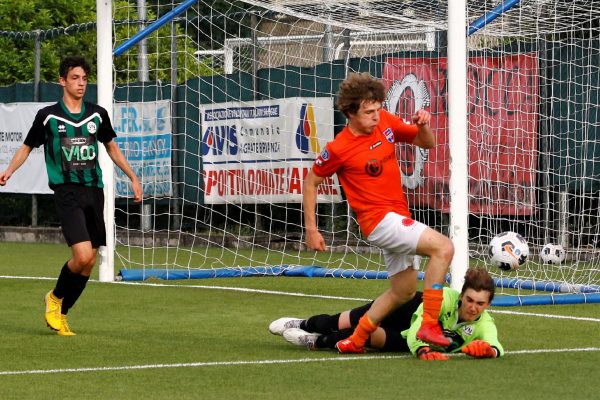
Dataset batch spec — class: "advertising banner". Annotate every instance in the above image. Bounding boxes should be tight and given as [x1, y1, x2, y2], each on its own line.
[0, 103, 53, 194]
[383, 54, 538, 215]
[113, 100, 172, 197]
[200, 97, 339, 204]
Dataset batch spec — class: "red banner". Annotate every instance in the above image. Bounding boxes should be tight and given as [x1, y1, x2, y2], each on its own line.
[382, 54, 538, 215]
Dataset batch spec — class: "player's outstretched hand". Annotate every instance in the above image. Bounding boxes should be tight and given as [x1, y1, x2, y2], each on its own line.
[417, 346, 449, 361]
[461, 340, 497, 358]
[305, 228, 327, 251]
[0, 170, 11, 186]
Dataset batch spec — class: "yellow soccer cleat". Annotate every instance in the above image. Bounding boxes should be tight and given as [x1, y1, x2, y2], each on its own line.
[44, 290, 63, 332]
[57, 315, 76, 336]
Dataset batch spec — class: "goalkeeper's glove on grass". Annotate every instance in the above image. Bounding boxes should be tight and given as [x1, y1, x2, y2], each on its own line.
[461, 340, 498, 358]
[417, 346, 449, 361]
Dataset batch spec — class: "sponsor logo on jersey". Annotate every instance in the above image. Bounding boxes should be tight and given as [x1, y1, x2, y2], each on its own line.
[383, 127, 394, 143]
[462, 325, 474, 336]
[369, 141, 382, 150]
[365, 159, 382, 176]
[60, 136, 96, 170]
[87, 121, 97, 134]
[70, 137, 87, 145]
[58, 124, 66, 133]
[295, 102, 320, 154]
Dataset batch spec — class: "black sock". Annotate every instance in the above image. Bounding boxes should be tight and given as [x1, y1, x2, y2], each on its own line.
[315, 328, 356, 349]
[53, 262, 73, 299]
[303, 313, 341, 334]
[62, 274, 89, 315]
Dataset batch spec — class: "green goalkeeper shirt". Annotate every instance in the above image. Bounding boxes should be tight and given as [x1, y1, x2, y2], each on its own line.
[401, 287, 505, 356]
[24, 99, 116, 189]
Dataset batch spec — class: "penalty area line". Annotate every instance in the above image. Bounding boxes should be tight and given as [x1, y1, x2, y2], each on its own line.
[1, 347, 599, 376]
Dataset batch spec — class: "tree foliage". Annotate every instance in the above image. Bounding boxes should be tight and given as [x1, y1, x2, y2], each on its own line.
[0, 0, 248, 86]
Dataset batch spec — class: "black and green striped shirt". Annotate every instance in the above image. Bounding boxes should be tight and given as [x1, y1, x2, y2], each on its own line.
[24, 100, 116, 189]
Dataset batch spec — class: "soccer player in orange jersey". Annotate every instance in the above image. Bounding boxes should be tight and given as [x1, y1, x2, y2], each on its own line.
[303, 72, 454, 353]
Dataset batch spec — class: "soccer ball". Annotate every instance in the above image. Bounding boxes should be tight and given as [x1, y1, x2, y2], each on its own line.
[540, 243, 566, 265]
[488, 231, 529, 271]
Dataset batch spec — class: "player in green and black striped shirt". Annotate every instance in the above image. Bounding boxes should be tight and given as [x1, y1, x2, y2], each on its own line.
[0, 56, 142, 336]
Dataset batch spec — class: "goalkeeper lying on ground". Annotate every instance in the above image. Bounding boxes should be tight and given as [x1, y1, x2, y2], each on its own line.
[269, 267, 503, 360]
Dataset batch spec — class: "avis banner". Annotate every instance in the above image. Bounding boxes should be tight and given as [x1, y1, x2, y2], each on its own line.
[200, 97, 340, 204]
[0, 103, 53, 194]
[382, 54, 538, 215]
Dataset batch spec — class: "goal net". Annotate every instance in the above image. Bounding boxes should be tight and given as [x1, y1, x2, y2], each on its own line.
[107, 0, 600, 305]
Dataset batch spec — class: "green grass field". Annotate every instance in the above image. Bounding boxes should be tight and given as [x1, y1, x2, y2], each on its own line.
[1, 241, 599, 399]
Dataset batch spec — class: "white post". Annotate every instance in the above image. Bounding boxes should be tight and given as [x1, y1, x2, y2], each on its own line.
[97, 0, 115, 282]
[447, 0, 469, 291]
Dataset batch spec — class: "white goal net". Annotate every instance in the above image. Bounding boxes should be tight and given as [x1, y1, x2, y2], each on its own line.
[107, 0, 600, 304]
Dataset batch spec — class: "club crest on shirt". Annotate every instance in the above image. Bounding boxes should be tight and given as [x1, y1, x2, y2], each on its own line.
[462, 325, 474, 336]
[383, 128, 394, 143]
[365, 159, 382, 176]
[87, 121, 97, 134]
[320, 147, 329, 161]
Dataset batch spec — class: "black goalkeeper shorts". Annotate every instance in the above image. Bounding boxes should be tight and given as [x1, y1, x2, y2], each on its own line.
[348, 291, 423, 352]
[54, 184, 106, 248]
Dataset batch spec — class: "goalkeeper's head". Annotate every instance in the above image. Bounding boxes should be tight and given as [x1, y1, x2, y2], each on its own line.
[457, 268, 495, 322]
[461, 267, 495, 302]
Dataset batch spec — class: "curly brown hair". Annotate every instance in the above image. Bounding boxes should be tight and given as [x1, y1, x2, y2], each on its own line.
[461, 267, 495, 302]
[336, 72, 386, 118]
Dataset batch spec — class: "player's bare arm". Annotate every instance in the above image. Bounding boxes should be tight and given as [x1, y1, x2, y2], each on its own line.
[411, 109, 435, 149]
[103, 140, 143, 202]
[0, 144, 33, 186]
[303, 169, 327, 251]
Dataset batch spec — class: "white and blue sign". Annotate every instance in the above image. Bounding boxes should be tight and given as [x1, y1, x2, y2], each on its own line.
[113, 100, 172, 197]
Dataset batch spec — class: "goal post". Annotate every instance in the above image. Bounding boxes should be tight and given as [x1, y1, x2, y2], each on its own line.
[101, 0, 600, 305]
[97, 0, 115, 283]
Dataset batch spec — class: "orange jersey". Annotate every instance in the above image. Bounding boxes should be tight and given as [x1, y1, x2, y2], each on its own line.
[312, 110, 418, 237]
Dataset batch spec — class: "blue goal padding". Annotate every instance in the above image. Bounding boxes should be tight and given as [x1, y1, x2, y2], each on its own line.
[118, 265, 424, 281]
[492, 292, 600, 306]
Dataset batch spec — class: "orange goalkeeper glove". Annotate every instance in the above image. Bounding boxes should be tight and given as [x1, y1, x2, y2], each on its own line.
[461, 340, 497, 358]
[417, 346, 449, 361]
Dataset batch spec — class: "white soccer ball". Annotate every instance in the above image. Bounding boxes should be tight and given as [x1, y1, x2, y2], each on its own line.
[540, 243, 566, 265]
[488, 231, 529, 271]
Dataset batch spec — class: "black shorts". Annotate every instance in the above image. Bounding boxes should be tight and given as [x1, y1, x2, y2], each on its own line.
[348, 291, 423, 352]
[54, 184, 106, 248]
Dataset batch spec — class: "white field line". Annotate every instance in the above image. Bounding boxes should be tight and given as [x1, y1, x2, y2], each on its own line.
[2, 275, 600, 323]
[1, 347, 599, 376]
[0, 274, 373, 302]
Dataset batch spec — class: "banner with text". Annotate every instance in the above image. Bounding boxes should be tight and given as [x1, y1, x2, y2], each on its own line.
[0, 103, 53, 194]
[200, 97, 339, 204]
[113, 100, 172, 197]
[382, 54, 538, 215]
